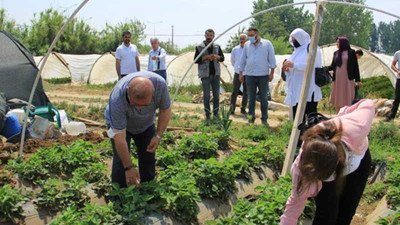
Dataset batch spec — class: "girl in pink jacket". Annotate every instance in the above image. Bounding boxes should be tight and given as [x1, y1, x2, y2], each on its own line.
[280, 99, 375, 225]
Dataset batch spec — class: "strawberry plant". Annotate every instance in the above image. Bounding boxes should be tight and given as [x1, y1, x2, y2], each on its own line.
[191, 158, 237, 200]
[177, 133, 218, 160]
[36, 178, 90, 210]
[376, 210, 400, 225]
[7, 156, 49, 183]
[0, 185, 26, 223]
[156, 146, 185, 169]
[109, 181, 166, 225]
[212, 131, 230, 150]
[72, 162, 111, 195]
[207, 177, 315, 225]
[158, 163, 201, 223]
[50, 202, 123, 225]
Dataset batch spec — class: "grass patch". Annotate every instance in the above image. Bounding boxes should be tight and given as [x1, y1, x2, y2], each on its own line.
[44, 77, 71, 84]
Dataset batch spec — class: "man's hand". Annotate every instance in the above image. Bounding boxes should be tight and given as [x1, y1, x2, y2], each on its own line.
[268, 74, 274, 82]
[356, 81, 364, 88]
[152, 55, 158, 60]
[125, 167, 140, 187]
[146, 136, 160, 153]
[239, 73, 244, 83]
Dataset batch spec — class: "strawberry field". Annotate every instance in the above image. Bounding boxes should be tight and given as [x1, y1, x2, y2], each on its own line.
[1, 108, 400, 224]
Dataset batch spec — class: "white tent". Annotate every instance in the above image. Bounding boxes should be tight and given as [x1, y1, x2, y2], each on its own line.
[88, 52, 118, 85]
[59, 53, 100, 84]
[35, 52, 71, 80]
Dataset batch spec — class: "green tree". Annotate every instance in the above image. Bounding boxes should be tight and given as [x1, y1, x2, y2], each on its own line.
[369, 23, 379, 52]
[98, 19, 146, 53]
[59, 18, 98, 54]
[319, 0, 373, 48]
[378, 20, 400, 54]
[225, 26, 246, 53]
[251, 0, 313, 39]
[23, 8, 65, 55]
[0, 8, 25, 38]
[160, 41, 179, 55]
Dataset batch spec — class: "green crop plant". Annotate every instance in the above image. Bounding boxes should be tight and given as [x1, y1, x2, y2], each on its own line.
[50, 202, 123, 225]
[0, 185, 26, 223]
[177, 133, 218, 160]
[191, 158, 237, 200]
[36, 178, 90, 210]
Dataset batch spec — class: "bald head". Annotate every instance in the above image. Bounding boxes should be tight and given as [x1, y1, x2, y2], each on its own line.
[127, 77, 154, 106]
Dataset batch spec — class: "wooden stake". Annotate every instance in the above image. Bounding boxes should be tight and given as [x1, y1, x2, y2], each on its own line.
[281, 1, 327, 176]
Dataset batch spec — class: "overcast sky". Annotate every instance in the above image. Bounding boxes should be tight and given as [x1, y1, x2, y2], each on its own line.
[1, 0, 399, 49]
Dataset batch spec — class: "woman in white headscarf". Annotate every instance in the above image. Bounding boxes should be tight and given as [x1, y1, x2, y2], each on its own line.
[282, 28, 322, 120]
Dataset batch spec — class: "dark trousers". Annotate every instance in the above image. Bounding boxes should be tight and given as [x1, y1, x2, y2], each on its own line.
[312, 149, 371, 225]
[389, 79, 400, 119]
[110, 125, 156, 188]
[292, 93, 318, 123]
[230, 73, 248, 112]
[246, 75, 268, 122]
[154, 70, 167, 81]
[201, 75, 220, 118]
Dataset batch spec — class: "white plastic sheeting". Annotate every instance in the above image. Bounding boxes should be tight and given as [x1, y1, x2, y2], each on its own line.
[167, 51, 233, 87]
[59, 53, 99, 84]
[34, 53, 71, 80]
[88, 52, 118, 85]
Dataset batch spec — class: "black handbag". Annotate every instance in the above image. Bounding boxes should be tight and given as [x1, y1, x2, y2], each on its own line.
[315, 66, 332, 87]
[298, 112, 330, 132]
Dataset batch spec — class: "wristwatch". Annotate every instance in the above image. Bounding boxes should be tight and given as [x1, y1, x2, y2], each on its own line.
[124, 165, 134, 171]
[155, 134, 161, 140]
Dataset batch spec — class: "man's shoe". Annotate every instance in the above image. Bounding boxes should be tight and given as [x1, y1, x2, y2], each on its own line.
[262, 120, 269, 127]
[240, 109, 247, 115]
[248, 118, 255, 124]
[385, 115, 394, 122]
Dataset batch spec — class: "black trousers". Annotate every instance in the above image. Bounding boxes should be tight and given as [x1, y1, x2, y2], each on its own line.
[312, 149, 371, 225]
[292, 93, 318, 123]
[389, 79, 400, 119]
[230, 73, 248, 111]
[110, 124, 156, 188]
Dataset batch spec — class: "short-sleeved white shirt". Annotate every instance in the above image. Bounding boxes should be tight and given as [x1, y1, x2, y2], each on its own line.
[115, 43, 139, 74]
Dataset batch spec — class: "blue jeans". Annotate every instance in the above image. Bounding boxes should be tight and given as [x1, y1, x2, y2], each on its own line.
[154, 70, 167, 81]
[201, 75, 220, 118]
[246, 75, 269, 122]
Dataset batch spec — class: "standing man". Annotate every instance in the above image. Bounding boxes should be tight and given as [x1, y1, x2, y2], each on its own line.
[194, 29, 225, 120]
[230, 33, 248, 115]
[386, 49, 400, 121]
[148, 37, 167, 81]
[105, 71, 171, 187]
[239, 27, 276, 126]
[115, 31, 141, 80]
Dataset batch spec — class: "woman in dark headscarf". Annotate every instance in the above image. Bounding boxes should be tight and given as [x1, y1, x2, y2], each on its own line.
[329, 37, 363, 112]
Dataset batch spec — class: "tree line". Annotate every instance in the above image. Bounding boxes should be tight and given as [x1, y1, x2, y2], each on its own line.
[0, 8, 192, 56]
[1, 1, 400, 56]
[226, 0, 400, 55]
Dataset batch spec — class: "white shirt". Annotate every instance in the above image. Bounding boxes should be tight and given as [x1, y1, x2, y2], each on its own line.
[324, 142, 366, 182]
[115, 43, 139, 74]
[393, 50, 400, 78]
[231, 45, 244, 74]
[148, 47, 167, 71]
